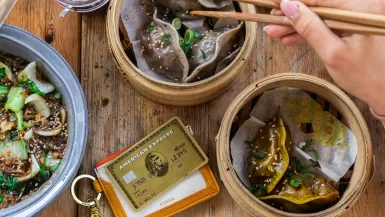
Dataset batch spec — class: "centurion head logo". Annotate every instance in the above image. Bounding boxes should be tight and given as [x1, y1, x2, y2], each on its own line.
[145, 152, 169, 177]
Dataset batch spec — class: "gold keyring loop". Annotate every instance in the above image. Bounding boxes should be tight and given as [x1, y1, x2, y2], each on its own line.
[71, 174, 102, 207]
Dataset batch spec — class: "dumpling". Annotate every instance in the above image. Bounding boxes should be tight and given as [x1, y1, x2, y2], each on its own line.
[140, 8, 189, 82]
[260, 173, 339, 213]
[198, 0, 233, 9]
[153, 0, 202, 20]
[247, 112, 293, 194]
[185, 22, 243, 82]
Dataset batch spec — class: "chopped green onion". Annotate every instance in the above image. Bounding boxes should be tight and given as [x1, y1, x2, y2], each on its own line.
[162, 33, 171, 44]
[290, 156, 302, 173]
[310, 148, 319, 161]
[303, 173, 315, 179]
[200, 49, 207, 60]
[252, 151, 265, 159]
[289, 177, 302, 188]
[147, 24, 155, 32]
[301, 138, 313, 151]
[253, 184, 267, 197]
[184, 29, 194, 44]
[172, 18, 182, 30]
[194, 31, 202, 40]
[54, 92, 62, 100]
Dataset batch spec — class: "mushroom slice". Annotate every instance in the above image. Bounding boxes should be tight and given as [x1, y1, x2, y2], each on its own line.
[25, 94, 50, 119]
[34, 126, 62, 137]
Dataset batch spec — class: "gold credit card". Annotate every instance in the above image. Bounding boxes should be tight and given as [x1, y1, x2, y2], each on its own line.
[105, 117, 208, 211]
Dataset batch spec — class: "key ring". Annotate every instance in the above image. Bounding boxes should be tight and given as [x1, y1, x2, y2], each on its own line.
[71, 174, 102, 207]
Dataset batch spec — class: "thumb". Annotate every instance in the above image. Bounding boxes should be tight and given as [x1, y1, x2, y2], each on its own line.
[280, 0, 346, 61]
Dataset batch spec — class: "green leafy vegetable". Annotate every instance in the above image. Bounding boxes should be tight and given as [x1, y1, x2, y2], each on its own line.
[0, 175, 19, 192]
[200, 49, 206, 60]
[289, 177, 302, 188]
[172, 18, 182, 30]
[5, 87, 27, 113]
[0, 67, 5, 80]
[0, 85, 9, 101]
[147, 24, 155, 32]
[15, 110, 24, 131]
[54, 92, 62, 100]
[0, 196, 3, 202]
[9, 131, 18, 141]
[252, 151, 265, 159]
[20, 79, 45, 96]
[39, 165, 50, 178]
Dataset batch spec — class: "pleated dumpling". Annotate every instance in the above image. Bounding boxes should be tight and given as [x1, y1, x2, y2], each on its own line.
[198, 0, 233, 9]
[153, 0, 202, 20]
[140, 8, 189, 82]
[260, 173, 339, 213]
[248, 112, 293, 195]
[185, 20, 243, 83]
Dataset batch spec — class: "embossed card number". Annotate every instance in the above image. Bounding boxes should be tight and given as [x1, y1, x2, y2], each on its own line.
[105, 117, 208, 211]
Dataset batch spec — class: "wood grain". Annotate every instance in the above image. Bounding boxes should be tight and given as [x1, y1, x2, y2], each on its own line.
[4, 1, 385, 217]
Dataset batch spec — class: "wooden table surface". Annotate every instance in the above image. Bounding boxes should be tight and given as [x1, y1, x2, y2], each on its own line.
[4, 1, 385, 217]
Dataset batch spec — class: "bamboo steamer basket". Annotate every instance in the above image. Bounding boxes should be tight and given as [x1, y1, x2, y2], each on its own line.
[107, 0, 257, 106]
[216, 73, 375, 217]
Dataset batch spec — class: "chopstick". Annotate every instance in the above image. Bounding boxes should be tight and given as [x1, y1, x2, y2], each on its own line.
[189, 11, 385, 36]
[235, 0, 385, 28]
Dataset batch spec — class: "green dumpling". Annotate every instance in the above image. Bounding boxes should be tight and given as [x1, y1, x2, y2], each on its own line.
[248, 112, 293, 194]
[260, 173, 339, 213]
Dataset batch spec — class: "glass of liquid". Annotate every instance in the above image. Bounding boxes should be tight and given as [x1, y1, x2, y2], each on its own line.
[57, 0, 110, 17]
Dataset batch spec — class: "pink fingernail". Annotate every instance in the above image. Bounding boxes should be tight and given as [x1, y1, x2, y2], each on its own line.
[263, 25, 271, 32]
[281, 0, 299, 20]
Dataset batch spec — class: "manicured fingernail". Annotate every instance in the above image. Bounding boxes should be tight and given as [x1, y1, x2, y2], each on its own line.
[263, 25, 271, 32]
[281, 0, 299, 20]
[270, 9, 276, 15]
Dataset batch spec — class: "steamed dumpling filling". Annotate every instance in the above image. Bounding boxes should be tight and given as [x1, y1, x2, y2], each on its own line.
[121, 0, 245, 83]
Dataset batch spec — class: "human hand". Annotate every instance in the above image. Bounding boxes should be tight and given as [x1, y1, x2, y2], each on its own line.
[264, 0, 385, 116]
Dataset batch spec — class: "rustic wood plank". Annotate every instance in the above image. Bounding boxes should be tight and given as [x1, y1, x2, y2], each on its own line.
[5, 1, 384, 217]
[5, 1, 81, 217]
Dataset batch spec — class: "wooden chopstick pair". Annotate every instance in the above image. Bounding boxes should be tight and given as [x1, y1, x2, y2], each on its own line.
[189, 0, 385, 36]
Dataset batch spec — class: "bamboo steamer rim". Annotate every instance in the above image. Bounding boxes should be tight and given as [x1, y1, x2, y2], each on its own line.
[216, 73, 373, 217]
[106, 0, 257, 95]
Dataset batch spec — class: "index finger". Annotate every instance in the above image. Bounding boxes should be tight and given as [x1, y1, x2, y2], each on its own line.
[270, 0, 344, 8]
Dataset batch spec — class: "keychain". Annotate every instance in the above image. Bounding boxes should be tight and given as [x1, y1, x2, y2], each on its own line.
[71, 175, 103, 217]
